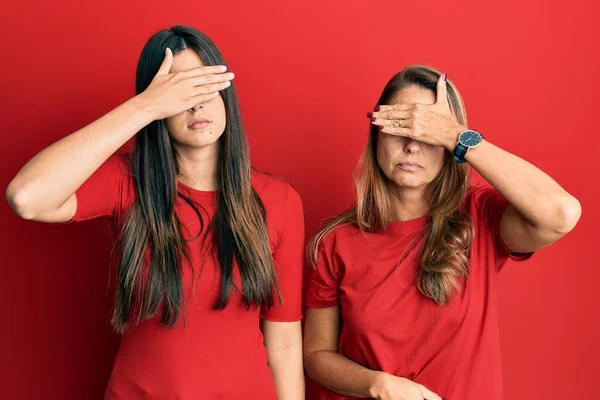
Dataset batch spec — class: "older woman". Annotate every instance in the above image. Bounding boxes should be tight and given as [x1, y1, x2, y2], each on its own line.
[303, 66, 581, 400]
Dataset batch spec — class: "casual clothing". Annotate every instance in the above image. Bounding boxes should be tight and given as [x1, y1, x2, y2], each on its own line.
[73, 154, 305, 399]
[305, 185, 532, 400]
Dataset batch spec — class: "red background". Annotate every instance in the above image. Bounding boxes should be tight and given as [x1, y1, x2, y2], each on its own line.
[2, 1, 599, 399]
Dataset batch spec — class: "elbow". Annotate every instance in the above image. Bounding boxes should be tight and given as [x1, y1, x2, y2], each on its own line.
[303, 348, 324, 382]
[303, 353, 317, 382]
[6, 181, 37, 220]
[552, 195, 582, 235]
[302, 346, 314, 379]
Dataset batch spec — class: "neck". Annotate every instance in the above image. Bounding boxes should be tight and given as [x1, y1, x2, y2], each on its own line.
[387, 183, 430, 221]
[174, 142, 220, 191]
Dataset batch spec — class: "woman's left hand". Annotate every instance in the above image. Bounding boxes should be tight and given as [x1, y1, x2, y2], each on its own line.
[369, 74, 464, 151]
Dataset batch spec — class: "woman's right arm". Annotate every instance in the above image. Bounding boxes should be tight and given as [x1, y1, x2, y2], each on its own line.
[6, 48, 233, 222]
[6, 97, 153, 222]
[304, 306, 383, 398]
[303, 306, 441, 400]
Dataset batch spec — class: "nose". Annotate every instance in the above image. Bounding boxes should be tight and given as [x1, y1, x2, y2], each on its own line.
[190, 104, 203, 112]
[403, 138, 421, 154]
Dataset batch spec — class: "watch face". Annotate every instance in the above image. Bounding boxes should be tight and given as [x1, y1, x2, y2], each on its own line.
[459, 130, 482, 148]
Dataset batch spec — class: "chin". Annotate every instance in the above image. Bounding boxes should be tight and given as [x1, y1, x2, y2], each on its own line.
[389, 176, 429, 189]
[180, 130, 224, 147]
[394, 181, 425, 189]
[191, 138, 221, 148]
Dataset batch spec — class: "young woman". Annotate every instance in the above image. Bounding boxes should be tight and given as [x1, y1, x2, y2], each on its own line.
[6, 25, 304, 399]
[303, 66, 581, 400]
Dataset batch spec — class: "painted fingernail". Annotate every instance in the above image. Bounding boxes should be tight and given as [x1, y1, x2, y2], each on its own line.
[379, 125, 384, 130]
[442, 73, 447, 81]
[367, 112, 374, 118]
[375, 106, 381, 111]
[369, 117, 377, 122]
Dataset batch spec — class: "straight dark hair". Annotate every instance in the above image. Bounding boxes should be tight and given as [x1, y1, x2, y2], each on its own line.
[113, 25, 279, 333]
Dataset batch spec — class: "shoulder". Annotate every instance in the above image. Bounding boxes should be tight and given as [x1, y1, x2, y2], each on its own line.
[105, 152, 135, 211]
[463, 183, 511, 245]
[463, 183, 506, 212]
[251, 168, 302, 213]
[108, 152, 132, 168]
[314, 217, 364, 252]
[100, 152, 133, 178]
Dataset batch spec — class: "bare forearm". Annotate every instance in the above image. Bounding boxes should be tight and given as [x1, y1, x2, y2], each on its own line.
[465, 140, 580, 232]
[7, 96, 153, 218]
[305, 350, 382, 399]
[267, 344, 305, 400]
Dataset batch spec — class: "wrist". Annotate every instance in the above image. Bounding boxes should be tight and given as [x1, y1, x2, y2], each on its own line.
[128, 94, 159, 124]
[444, 124, 465, 152]
[368, 371, 390, 399]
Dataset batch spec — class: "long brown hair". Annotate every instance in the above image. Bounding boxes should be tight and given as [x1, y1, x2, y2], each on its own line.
[113, 26, 279, 333]
[308, 65, 473, 305]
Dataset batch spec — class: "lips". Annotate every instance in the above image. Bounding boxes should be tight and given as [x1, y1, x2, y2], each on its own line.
[397, 162, 423, 171]
[188, 119, 212, 129]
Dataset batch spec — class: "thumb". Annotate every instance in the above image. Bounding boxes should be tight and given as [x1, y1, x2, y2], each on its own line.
[155, 48, 173, 76]
[435, 72, 449, 108]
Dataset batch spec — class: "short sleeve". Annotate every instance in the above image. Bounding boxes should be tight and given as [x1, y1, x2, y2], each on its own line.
[71, 153, 133, 223]
[260, 184, 305, 322]
[470, 185, 533, 267]
[304, 234, 340, 308]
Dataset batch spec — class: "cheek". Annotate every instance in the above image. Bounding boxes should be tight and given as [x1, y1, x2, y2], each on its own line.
[376, 136, 397, 171]
[206, 96, 227, 127]
[426, 147, 447, 176]
[165, 114, 188, 140]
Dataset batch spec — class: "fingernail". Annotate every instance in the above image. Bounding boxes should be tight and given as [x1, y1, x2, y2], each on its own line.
[367, 112, 374, 118]
[375, 106, 381, 111]
[369, 117, 377, 122]
[442, 73, 447, 81]
[379, 125, 384, 130]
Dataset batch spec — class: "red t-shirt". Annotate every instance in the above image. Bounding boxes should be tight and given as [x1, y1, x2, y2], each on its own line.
[305, 185, 532, 400]
[72, 154, 305, 399]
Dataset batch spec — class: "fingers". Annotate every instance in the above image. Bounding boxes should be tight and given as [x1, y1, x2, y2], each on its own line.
[191, 81, 231, 96]
[188, 72, 235, 87]
[188, 92, 221, 108]
[371, 116, 412, 128]
[370, 109, 412, 121]
[179, 65, 229, 78]
[376, 104, 415, 113]
[378, 125, 412, 137]
[369, 108, 412, 131]
[418, 384, 442, 400]
[155, 48, 174, 76]
[435, 73, 449, 108]
[188, 82, 230, 107]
